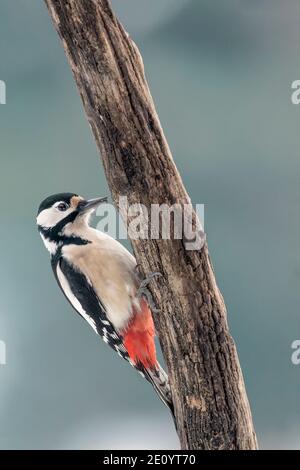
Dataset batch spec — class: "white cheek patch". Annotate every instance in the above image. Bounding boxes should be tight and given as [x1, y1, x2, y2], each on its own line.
[36, 206, 74, 229]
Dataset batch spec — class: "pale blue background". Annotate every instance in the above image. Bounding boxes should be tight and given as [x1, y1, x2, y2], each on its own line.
[0, 0, 299, 449]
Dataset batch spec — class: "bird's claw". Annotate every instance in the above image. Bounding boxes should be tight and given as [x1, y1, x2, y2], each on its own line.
[137, 271, 162, 314]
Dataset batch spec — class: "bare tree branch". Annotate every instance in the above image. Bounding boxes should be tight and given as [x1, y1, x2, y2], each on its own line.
[44, 0, 258, 450]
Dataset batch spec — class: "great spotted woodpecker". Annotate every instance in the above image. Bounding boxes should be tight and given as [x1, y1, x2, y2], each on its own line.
[37, 193, 173, 412]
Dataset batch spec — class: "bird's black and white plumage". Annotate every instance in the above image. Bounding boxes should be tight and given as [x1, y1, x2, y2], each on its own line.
[37, 192, 173, 412]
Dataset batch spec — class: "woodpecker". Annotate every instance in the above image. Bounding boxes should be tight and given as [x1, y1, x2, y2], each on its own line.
[37, 192, 173, 413]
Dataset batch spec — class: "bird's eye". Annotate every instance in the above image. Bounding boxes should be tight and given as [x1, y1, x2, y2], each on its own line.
[57, 202, 68, 212]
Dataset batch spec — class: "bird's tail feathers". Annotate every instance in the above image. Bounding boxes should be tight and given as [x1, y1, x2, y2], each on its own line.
[142, 363, 174, 416]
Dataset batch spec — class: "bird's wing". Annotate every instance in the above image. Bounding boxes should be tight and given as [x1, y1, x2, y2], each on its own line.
[53, 256, 132, 364]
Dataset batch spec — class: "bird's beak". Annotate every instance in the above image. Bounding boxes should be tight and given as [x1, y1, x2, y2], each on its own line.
[77, 196, 108, 213]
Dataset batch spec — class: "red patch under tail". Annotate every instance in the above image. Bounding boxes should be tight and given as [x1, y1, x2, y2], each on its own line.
[122, 298, 157, 369]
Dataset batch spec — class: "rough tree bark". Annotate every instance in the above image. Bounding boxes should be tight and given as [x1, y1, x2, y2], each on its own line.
[44, 0, 258, 450]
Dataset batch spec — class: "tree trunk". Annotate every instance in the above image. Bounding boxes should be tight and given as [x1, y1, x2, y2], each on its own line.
[44, 0, 258, 450]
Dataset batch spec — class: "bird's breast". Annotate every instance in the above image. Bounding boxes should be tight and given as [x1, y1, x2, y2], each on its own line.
[62, 241, 139, 331]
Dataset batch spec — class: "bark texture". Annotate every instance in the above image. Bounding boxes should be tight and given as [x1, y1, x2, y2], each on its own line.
[44, 0, 258, 450]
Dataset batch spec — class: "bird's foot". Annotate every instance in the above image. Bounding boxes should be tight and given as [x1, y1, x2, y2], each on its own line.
[137, 271, 162, 314]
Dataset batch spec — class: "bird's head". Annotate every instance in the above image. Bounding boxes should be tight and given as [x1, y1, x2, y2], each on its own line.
[36, 192, 107, 251]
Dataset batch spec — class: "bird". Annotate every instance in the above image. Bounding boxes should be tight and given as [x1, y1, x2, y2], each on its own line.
[36, 192, 173, 414]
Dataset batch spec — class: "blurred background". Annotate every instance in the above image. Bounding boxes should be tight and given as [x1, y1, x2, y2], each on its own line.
[0, 0, 299, 450]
